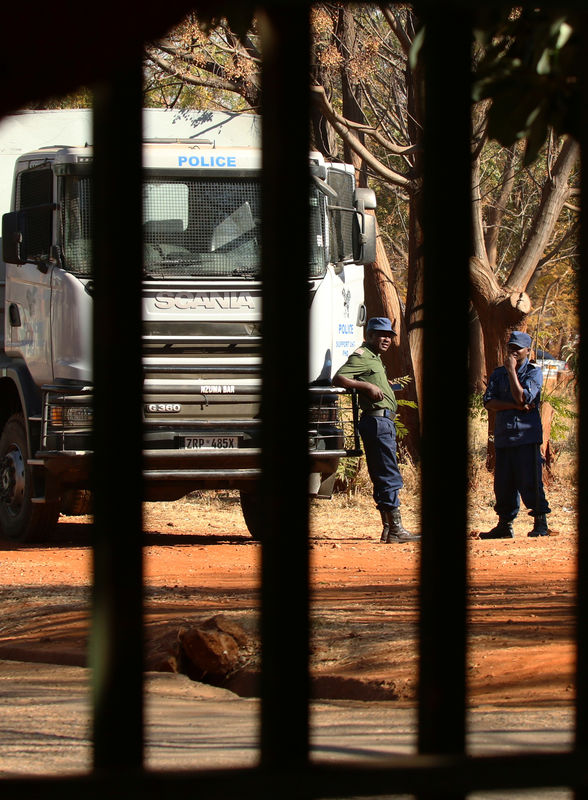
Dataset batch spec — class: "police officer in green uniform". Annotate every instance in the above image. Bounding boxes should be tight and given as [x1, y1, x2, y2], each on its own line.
[333, 317, 420, 543]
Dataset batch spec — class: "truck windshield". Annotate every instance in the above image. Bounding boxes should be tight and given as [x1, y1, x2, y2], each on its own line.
[143, 176, 261, 278]
[61, 174, 327, 279]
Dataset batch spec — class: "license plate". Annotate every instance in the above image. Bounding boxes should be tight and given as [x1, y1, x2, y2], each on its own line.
[183, 436, 239, 450]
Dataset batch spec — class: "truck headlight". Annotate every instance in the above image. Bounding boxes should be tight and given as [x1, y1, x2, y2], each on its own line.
[49, 405, 93, 429]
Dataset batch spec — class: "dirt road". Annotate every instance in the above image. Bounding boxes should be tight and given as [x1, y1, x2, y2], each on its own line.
[0, 487, 578, 707]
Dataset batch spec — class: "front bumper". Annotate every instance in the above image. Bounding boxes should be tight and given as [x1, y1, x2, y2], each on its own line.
[33, 387, 361, 496]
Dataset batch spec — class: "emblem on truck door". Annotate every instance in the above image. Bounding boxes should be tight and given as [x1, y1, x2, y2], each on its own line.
[342, 288, 351, 318]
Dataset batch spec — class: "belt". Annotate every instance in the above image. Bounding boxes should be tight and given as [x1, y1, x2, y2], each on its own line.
[361, 408, 395, 418]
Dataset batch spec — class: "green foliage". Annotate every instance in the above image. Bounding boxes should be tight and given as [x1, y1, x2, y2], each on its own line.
[541, 388, 577, 443]
[25, 88, 92, 109]
[393, 375, 413, 390]
[393, 376, 417, 440]
[473, 8, 580, 163]
[395, 400, 417, 440]
[468, 392, 488, 421]
[334, 455, 363, 494]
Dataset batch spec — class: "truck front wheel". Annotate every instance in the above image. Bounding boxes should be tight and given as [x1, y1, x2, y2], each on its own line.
[0, 414, 60, 542]
[239, 489, 262, 541]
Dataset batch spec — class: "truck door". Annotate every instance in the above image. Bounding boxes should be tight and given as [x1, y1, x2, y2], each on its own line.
[308, 166, 367, 382]
[327, 166, 365, 371]
[5, 167, 55, 386]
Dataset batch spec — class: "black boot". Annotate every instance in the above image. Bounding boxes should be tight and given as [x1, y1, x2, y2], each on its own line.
[386, 509, 421, 543]
[379, 510, 390, 543]
[480, 518, 514, 539]
[528, 514, 549, 537]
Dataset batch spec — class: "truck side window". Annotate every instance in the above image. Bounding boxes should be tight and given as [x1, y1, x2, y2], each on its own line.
[62, 175, 92, 275]
[16, 168, 53, 262]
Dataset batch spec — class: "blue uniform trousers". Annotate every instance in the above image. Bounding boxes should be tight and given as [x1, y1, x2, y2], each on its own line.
[494, 443, 551, 521]
[358, 414, 403, 511]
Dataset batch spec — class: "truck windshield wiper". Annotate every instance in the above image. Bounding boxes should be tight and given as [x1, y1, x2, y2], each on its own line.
[145, 257, 200, 268]
[232, 266, 260, 277]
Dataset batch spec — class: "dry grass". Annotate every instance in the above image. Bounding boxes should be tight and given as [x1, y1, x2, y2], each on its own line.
[310, 406, 577, 540]
[175, 397, 577, 542]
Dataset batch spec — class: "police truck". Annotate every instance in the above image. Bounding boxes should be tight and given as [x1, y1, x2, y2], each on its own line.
[0, 110, 374, 541]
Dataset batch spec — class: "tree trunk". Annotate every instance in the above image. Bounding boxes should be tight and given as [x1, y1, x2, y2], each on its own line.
[470, 134, 578, 468]
[470, 257, 532, 374]
[364, 218, 420, 457]
[470, 256, 533, 468]
[468, 313, 486, 394]
[505, 136, 579, 291]
[337, 7, 369, 188]
[336, 6, 418, 457]
[540, 400, 554, 473]
[403, 49, 424, 430]
[405, 181, 424, 427]
[310, 59, 337, 156]
[310, 102, 337, 157]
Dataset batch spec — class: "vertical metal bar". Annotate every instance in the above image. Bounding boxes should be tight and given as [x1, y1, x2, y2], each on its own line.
[351, 389, 361, 451]
[258, 2, 311, 776]
[90, 55, 145, 771]
[575, 14, 588, 800]
[418, 3, 471, 791]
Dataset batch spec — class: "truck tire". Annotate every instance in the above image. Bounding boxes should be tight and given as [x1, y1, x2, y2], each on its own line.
[0, 413, 60, 542]
[239, 489, 262, 541]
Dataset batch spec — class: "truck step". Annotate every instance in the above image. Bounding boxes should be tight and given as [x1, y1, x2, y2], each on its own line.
[144, 335, 262, 344]
[144, 469, 260, 480]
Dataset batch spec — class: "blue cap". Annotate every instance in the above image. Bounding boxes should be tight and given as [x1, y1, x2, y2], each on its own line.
[508, 331, 532, 349]
[366, 317, 395, 334]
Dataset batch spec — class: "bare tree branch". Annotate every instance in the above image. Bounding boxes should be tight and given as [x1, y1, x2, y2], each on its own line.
[310, 84, 412, 188]
[146, 49, 239, 94]
[379, 5, 413, 56]
[484, 146, 517, 267]
[505, 136, 579, 291]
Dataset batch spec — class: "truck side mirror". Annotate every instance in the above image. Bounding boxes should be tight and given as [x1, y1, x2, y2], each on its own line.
[2, 205, 54, 266]
[2, 212, 26, 264]
[353, 187, 377, 212]
[352, 211, 376, 265]
[351, 187, 377, 264]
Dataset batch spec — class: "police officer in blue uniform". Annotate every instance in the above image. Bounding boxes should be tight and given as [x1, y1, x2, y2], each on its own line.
[481, 330, 551, 539]
[333, 317, 420, 543]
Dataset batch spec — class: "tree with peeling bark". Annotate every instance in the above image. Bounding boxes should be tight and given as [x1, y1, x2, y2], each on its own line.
[142, 5, 580, 459]
[310, 4, 423, 453]
[471, 131, 579, 390]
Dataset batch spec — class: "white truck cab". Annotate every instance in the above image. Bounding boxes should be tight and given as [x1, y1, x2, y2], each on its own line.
[0, 111, 376, 541]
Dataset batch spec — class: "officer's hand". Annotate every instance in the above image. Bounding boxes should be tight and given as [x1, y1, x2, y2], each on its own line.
[363, 383, 384, 401]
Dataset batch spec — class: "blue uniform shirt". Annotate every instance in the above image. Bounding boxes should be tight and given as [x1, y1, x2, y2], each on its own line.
[483, 359, 544, 447]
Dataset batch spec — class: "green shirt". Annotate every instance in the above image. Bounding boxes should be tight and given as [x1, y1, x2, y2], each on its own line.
[334, 343, 398, 414]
